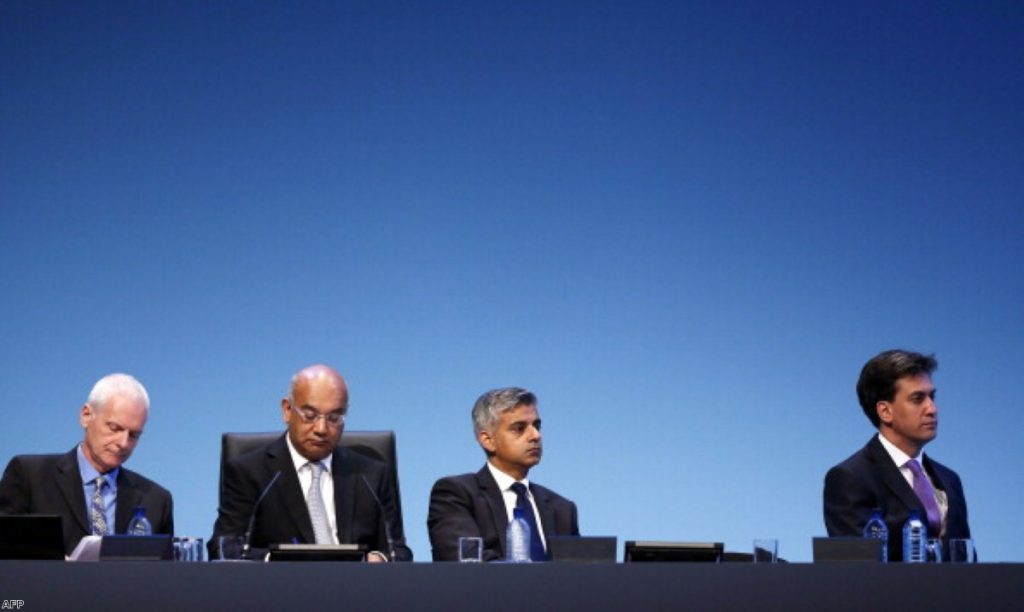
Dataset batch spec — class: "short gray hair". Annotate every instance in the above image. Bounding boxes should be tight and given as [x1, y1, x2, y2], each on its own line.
[87, 373, 150, 413]
[472, 387, 537, 435]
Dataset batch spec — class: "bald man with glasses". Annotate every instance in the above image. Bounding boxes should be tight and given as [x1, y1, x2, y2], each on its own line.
[211, 364, 411, 561]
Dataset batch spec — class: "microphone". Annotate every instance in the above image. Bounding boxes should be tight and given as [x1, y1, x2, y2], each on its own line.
[242, 470, 281, 560]
[361, 474, 397, 562]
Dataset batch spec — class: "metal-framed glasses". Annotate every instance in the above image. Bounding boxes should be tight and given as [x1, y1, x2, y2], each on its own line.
[293, 406, 346, 427]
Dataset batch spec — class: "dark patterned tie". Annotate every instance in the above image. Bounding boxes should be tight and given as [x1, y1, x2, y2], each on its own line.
[906, 459, 942, 534]
[510, 482, 547, 561]
[90, 476, 109, 535]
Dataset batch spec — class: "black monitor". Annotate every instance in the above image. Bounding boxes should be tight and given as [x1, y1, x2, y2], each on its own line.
[549, 536, 618, 563]
[812, 537, 883, 562]
[0, 515, 65, 560]
[624, 540, 724, 563]
[268, 543, 367, 562]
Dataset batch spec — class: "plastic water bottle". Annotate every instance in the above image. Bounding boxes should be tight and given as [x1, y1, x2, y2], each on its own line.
[506, 507, 532, 563]
[902, 509, 925, 563]
[863, 508, 888, 563]
[127, 506, 153, 536]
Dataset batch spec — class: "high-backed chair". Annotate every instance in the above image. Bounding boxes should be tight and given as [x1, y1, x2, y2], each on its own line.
[219, 431, 402, 521]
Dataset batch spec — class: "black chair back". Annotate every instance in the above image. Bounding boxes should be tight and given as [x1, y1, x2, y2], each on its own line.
[219, 431, 402, 519]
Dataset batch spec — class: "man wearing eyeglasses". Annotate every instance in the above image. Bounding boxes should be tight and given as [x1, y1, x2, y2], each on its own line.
[211, 364, 411, 561]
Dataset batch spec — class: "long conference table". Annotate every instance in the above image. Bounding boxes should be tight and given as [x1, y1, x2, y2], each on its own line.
[1, 561, 1022, 610]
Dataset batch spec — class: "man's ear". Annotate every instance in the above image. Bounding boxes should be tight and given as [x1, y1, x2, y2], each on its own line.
[876, 401, 893, 426]
[281, 398, 291, 424]
[79, 404, 92, 429]
[478, 429, 496, 454]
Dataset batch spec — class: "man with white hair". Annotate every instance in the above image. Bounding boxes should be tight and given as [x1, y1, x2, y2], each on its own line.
[428, 387, 579, 561]
[0, 373, 174, 554]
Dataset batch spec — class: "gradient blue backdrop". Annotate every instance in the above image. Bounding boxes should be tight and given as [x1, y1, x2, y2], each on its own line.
[2, 1, 1021, 562]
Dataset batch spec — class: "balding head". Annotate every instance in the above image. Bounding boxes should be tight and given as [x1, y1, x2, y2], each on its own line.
[282, 364, 349, 461]
[288, 364, 349, 408]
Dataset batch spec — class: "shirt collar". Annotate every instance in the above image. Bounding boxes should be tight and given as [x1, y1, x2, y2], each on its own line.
[877, 431, 922, 468]
[486, 460, 530, 492]
[285, 434, 333, 475]
[76, 444, 119, 491]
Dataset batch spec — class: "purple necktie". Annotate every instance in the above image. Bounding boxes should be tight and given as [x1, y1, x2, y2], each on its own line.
[906, 459, 942, 534]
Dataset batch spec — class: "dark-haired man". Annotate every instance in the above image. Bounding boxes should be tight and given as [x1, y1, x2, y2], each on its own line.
[824, 350, 972, 561]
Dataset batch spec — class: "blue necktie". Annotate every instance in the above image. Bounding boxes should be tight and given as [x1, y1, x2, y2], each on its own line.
[510, 482, 547, 561]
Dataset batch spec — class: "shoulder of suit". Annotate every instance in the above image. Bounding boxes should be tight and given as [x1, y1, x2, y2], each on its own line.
[334, 446, 386, 472]
[530, 481, 573, 504]
[119, 467, 172, 498]
[827, 437, 880, 472]
[5, 452, 67, 474]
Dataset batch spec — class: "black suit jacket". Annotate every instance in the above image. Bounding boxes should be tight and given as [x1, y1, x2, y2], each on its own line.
[427, 465, 579, 562]
[211, 434, 411, 561]
[0, 448, 174, 555]
[824, 436, 971, 562]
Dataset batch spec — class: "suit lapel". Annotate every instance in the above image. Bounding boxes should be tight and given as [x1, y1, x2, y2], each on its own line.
[115, 469, 144, 533]
[477, 467, 508, 555]
[867, 437, 922, 511]
[921, 455, 948, 493]
[530, 484, 555, 540]
[333, 450, 355, 542]
[55, 449, 89, 536]
[268, 437, 315, 543]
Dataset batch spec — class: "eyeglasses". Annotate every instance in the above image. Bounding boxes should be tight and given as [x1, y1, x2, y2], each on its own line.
[292, 406, 346, 427]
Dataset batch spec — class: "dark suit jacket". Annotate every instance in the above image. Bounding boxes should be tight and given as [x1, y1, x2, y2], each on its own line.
[0, 448, 174, 555]
[211, 434, 411, 561]
[824, 436, 971, 562]
[427, 465, 579, 562]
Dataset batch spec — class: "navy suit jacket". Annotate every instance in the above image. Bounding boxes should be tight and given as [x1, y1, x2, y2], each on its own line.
[427, 465, 579, 562]
[0, 448, 174, 555]
[824, 436, 971, 562]
[211, 434, 411, 561]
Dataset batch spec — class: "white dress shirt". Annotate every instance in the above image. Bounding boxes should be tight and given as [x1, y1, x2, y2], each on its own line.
[877, 433, 949, 533]
[487, 461, 547, 550]
[285, 436, 339, 545]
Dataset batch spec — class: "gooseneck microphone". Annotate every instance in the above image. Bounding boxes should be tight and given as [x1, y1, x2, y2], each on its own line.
[361, 474, 397, 562]
[242, 470, 281, 560]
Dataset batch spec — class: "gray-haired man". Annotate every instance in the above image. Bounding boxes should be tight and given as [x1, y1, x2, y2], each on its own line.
[427, 387, 579, 561]
[0, 373, 174, 554]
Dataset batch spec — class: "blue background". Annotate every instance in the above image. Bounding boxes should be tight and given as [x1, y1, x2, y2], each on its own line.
[2, 1, 1021, 562]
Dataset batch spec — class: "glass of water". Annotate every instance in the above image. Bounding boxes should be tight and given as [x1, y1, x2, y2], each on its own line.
[458, 536, 483, 563]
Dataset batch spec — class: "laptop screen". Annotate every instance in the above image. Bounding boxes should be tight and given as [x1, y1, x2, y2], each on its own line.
[0, 514, 65, 560]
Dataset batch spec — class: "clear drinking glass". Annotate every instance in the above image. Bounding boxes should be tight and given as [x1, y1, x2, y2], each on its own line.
[458, 536, 483, 563]
[948, 538, 975, 563]
[925, 538, 943, 563]
[216, 535, 246, 561]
